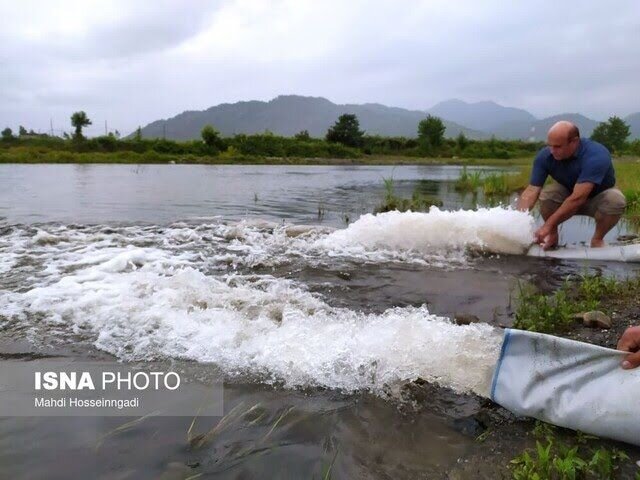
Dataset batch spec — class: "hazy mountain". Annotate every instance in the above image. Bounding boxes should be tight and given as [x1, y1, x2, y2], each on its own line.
[625, 112, 640, 139]
[137, 95, 638, 142]
[428, 99, 536, 132]
[492, 114, 601, 141]
[138, 95, 487, 140]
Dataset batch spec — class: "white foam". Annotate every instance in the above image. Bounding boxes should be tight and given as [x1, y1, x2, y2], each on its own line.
[1, 245, 502, 396]
[321, 207, 535, 256]
[0, 208, 535, 282]
[0, 210, 528, 396]
[32, 229, 65, 246]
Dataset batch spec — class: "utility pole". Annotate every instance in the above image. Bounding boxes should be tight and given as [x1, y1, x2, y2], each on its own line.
[50, 118, 53, 136]
[105, 120, 108, 135]
[163, 124, 166, 139]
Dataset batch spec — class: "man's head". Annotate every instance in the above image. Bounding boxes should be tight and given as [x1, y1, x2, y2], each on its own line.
[547, 121, 580, 160]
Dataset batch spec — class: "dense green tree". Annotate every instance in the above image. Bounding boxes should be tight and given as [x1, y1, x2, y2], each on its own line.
[133, 126, 142, 141]
[418, 115, 446, 148]
[18, 126, 27, 136]
[70, 111, 92, 139]
[1, 127, 13, 141]
[201, 124, 224, 151]
[294, 130, 311, 141]
[456, 132, 469, 151]
[590, 116, 631, 153]
[325, 114, 364, 147]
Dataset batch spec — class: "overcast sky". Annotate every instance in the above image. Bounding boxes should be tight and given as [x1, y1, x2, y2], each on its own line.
[2, 0, 639, 136]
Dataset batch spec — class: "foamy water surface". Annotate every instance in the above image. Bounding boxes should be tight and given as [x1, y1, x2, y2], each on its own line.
[0, 208, 534, 396]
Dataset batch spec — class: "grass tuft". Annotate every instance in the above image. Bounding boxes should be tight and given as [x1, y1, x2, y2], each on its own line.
[511, 421, 632, 480]
[513, 273, 629, 333]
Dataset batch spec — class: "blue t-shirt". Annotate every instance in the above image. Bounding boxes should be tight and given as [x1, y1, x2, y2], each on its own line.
[530, 139, 615, 197]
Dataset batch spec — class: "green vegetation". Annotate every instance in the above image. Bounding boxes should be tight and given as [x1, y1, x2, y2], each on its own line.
[294, 130, 311, 140]
[325, 113, 364, 147]
[512, 273, 635, 333]
[590, 116, 631, 154]
[418, 115, 446, 151]
[1, 127, 13, 141]
[456, 132, 469, 151]
[454, 166, 530, 196]
[454, 166, 484, 192]
[483, 171, 512, 196]
[0, 133, 360, 163]
[3, 112, 640, 179]
[70, 111, 92, 140]
[200, 124, 225, 152]
[375, 176, 443, 213]
[360, 133, 542, 159]
[0, 113, 547, 165]
[614, 161, 640, 224]
[510, 422, 634, 480]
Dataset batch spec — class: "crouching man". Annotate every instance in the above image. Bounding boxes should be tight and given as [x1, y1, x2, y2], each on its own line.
[517, 121, 626, 249]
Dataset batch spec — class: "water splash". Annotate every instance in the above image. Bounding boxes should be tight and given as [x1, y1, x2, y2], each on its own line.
[1, 244, 503, 397]
[0, 208, 532, 396]
[321, 207, 534, 256]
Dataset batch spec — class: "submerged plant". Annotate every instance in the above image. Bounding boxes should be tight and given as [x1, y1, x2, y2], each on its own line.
[376, 175, 443, 213]
[483, 171, 509, 196]
[454, 165, 484, 192]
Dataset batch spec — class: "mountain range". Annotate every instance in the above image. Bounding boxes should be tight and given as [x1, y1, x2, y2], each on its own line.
[138, 95, 640, 141]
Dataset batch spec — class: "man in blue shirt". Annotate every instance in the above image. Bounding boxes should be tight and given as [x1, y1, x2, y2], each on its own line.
[517, 121, 626, 249]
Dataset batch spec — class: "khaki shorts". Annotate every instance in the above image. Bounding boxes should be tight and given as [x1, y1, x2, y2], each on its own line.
[539, 182, 626, 217]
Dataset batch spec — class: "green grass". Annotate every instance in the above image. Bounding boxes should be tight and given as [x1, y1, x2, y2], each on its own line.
[483, 171, 510, 196]
[454, 165, 484, 192]
[513, 273, 627, 333]
[376, 176, 443, 213]
[624, 190, 640, 214]
[607, 161, 640, 225]
[510, 421, 634, 480]
[0, 145, 538, 166]
[453, 166, 531, 196]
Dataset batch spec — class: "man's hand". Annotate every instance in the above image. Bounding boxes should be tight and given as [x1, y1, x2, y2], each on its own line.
[534, 223, 558, 250]
[617, 326, 640, 369]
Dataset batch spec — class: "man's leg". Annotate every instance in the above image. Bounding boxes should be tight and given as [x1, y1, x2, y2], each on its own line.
[591, 212, 622, 247]
[538, 183, 570, 249]
[586, 188, 626, 248]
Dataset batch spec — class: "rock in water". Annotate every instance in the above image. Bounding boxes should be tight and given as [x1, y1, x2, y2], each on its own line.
[454, 313, 480, 326]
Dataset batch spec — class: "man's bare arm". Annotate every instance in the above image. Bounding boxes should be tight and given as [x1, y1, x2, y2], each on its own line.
[516, 185, 542, 211]
[543, 182, 594, 229]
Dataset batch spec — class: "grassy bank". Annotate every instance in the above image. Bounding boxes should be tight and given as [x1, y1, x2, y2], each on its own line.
[0, 145, 536, 166]
[0, 132, 545, 161]
[512, 273, 639, 333]
[449, 158, 640, 224]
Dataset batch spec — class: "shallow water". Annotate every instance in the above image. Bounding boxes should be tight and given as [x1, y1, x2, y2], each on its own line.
[0, 163, 638, 479]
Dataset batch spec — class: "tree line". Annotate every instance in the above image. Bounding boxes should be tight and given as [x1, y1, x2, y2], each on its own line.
[2, 111, 639, 159]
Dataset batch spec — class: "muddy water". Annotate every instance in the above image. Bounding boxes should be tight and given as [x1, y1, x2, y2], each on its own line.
[0, 164, 638, 479]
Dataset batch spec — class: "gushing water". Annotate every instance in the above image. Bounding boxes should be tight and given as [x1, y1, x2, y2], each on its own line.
[0, 208, 532, 397]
